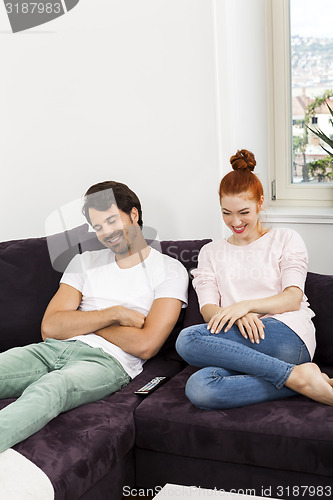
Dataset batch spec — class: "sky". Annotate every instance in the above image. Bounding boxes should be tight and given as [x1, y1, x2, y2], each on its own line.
[290, 0, 333, 38]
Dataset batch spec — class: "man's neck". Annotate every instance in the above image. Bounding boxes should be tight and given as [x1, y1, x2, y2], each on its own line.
[115, 236, 150, 269]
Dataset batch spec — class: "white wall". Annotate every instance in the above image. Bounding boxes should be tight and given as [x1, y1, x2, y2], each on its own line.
[213, 0, 270, 194]
[269, 221, 333, 274]
[212, 0, 333, 275]
[1, 0, 331, 273]
[0, 0, 221, 242]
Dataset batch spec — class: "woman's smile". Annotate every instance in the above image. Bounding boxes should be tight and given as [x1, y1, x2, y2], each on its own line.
[232, 225, 247, 234]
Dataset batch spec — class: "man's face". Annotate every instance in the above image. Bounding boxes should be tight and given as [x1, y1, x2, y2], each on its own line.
[89, 204, 139, 255]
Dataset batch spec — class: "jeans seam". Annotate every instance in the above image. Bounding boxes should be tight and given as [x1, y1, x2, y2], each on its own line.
[212, 369, 248, 381]
[275, 344, 309, 391]
[71, 374, 130, 394]
[0, 370, 46, 381]
[276, 364, 295, 390]
[189, 333, 267, 358]
[53, 343, 78, 368]
[297, 343, 310, 364]
[211, 369, 248, 382]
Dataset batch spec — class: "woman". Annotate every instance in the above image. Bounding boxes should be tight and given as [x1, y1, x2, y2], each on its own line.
[176, 149, 333, 409]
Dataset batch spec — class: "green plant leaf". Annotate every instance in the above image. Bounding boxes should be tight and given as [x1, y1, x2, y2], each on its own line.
[327, 102, 333, 119]
[307, 125, 333, 150]
[321, 145, 333, 157]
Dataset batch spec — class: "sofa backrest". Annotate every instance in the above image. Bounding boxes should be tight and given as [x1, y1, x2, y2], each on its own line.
[157, 239, 212, 352]
[0, 224, 94, 352]
[0, 235, 61, 352]
[1, 226, 331, 369]
[0, 226, 210, 353]
[305, 272, 333, 366]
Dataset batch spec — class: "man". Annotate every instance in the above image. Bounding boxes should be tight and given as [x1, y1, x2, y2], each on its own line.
[0, 181, 188, 453]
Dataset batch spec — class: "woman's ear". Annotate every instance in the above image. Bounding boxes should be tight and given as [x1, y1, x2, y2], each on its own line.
[258, 195, 264, 211]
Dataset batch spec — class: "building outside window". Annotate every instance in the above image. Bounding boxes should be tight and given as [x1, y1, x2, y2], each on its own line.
[290, 0, 333, 185]
[269, 0, 333, 205]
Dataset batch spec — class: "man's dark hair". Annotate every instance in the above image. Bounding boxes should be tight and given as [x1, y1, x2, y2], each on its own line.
[82, 181, 143, 227]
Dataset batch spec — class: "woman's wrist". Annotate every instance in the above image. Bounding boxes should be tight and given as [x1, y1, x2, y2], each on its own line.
[201, 304, 222, 323]
[245, 299, 255, 314]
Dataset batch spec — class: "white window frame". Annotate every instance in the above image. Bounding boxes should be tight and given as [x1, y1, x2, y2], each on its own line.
[267, 0, 333, 207]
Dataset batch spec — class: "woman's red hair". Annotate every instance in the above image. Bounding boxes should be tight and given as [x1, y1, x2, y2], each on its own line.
[219, 149, 263, 203]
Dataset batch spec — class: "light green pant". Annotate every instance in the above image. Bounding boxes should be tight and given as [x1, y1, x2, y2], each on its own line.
[0, 338, 130, 452]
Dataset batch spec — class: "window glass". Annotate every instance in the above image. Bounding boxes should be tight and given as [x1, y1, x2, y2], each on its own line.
[290, 0, 333, 184]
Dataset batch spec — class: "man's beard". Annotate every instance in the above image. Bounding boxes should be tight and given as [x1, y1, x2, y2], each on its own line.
[103, 228, 137, 255]
[103, 230, 128, 253]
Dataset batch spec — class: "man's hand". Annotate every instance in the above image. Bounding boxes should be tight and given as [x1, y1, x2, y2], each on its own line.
[95, 298, 183, 360]
[114, 306, 146, 329]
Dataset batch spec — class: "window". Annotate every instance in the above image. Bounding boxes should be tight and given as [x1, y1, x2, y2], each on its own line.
[268, 0, 333, 205]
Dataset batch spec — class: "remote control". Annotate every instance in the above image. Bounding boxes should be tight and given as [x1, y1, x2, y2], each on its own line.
[134, 376, 168, 395]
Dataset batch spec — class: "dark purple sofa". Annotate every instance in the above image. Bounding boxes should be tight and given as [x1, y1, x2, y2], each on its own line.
[0, 224, 208, 499]
[1, 225, 332, 500]
[134, 267, 333, 499]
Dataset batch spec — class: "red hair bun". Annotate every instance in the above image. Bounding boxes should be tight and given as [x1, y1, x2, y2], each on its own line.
[230, 149, 256, 172]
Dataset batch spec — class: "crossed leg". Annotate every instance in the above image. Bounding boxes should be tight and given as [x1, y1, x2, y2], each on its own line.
[176, 319, 333, 409]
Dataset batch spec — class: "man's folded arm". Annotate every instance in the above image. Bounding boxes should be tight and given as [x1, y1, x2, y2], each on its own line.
[95, 297, 183, 360]
[41, 283, 145, 341]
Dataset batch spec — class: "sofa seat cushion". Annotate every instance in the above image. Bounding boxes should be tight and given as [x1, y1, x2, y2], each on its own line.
[13, 396, 135, 500]
[1, 352, 184, 500]
[135, 365, 333, 478]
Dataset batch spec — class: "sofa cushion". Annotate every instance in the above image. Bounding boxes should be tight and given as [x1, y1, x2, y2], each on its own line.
[5, 351, 184, 500]
[160, 239, 211, 329]
[0, 225, 92, 352]
[46, 223, 103, 272]
[0, 237, 60, 351]
[159, 239, 211, 272]
[156, 239, 211, 353]
[305, 272, 333, 366]
[135, 364, 333, 478]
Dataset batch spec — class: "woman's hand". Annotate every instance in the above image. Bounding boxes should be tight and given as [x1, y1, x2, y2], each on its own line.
[207, 301, 251, 334]
[236, 313, 265, 344]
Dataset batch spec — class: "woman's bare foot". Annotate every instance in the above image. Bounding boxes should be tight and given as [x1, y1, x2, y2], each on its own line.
[285, 363, 333, 405]
[322, 372, 333, 386]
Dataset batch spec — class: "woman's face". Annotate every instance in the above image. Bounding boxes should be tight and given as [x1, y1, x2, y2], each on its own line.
[220, 192, 263, 245]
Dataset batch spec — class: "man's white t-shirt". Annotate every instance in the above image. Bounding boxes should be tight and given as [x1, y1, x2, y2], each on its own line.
[60, 247, 188, 378]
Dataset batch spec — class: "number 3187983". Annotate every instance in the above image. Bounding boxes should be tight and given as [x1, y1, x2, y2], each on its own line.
[5, 3, 61, 14]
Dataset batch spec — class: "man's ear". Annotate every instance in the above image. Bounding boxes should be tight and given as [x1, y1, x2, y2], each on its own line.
[130, 207, 139, 223]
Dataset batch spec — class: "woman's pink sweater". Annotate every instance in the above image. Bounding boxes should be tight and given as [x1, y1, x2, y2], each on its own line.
[192, 228, 316, 359]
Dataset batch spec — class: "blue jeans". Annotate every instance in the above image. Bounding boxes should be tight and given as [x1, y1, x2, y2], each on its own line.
[176, 318, 311, 409]
[0, 339, 130, 452]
